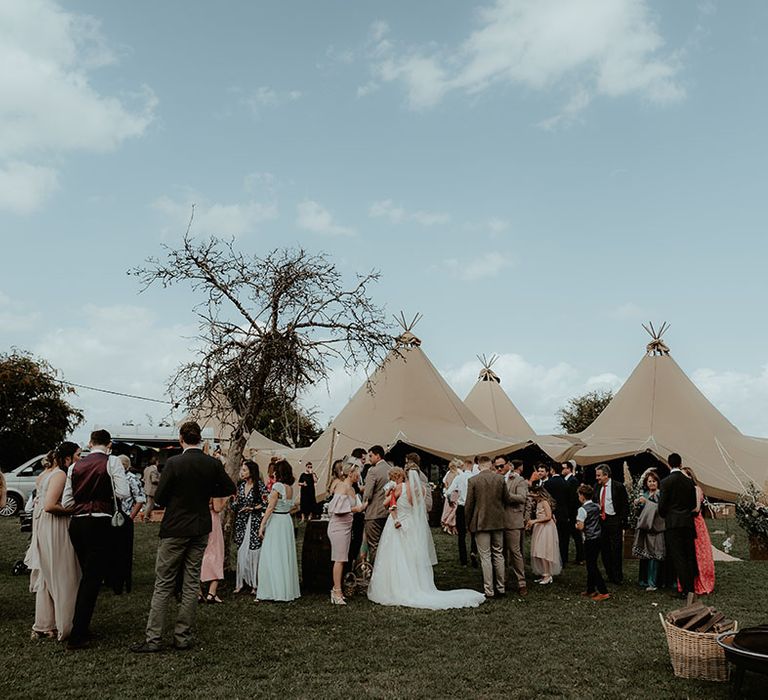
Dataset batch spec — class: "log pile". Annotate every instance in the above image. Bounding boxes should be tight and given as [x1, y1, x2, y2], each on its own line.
[666, 603, 736, 634]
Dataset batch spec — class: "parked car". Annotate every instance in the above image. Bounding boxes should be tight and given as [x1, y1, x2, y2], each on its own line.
[1, 454, 46, 517]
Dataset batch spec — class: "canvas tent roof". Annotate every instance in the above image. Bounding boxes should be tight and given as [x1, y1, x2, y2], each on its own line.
[463, 356, 578, 463]
[573, 330, 768, 500]
[298, 332, 530, 495]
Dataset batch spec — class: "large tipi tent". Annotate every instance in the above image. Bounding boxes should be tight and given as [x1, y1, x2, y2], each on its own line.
[463, 355, 578, 463]
[298, 318, 530, 495]
[574, 324, 768, 500]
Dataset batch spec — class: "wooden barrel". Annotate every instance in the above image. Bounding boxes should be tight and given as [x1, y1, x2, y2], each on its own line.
[301, 519, 333, 593]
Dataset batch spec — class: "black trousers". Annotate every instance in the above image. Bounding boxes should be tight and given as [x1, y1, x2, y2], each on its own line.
[600, 515, 624, 584]
[665, 527, 698, 594]
[585, 538, 607, 594]
[69, 516, 114, 642]
[555, 517, 570, 566]
[346, 512, 365, 571]
[570, 522, 585, 562]
[456, 505, 468, 565]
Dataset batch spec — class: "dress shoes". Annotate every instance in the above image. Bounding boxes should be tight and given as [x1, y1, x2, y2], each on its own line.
[130, 641, 163, 654]
[517, 587, 528, 597]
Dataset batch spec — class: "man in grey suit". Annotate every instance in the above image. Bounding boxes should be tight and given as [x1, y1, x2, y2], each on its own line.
[504, 459, 528, 595]
[465, 455, 507, 598]
[362, 445, 390, 563]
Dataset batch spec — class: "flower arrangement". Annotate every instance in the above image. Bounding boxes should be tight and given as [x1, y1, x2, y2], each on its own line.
[735, 482, 768, 545]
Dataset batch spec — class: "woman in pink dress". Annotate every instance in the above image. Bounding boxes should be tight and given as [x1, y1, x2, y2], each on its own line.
[326, 461, 367, 605]
[526, 485, 562, 585]
[682, 467, 715, 595]
[440, 458, 461, 535]
[200, 496, 228, 603]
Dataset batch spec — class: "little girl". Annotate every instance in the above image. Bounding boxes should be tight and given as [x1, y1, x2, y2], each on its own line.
[383, 466, 406, 528]
[526, 485, 562, 585]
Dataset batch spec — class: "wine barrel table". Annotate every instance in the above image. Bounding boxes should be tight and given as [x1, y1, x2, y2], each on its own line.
[301, 519, 333, 593]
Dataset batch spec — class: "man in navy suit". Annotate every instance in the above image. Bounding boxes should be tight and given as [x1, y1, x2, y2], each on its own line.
[593, 464, 629, 584]
[658, 453, 698, 598]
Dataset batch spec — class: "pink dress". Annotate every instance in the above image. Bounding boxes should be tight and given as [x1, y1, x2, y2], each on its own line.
[530, 500, 562, 576]
[327, 493, 355, 562]
[200, 509, 225, 582]
[440, 472, 458, 534]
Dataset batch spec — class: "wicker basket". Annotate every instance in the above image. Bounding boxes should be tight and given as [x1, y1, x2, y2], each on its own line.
[659, 613, 737, 682]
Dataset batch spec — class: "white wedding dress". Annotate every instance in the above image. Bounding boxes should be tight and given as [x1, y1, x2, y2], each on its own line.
[367, 470, 485, 610]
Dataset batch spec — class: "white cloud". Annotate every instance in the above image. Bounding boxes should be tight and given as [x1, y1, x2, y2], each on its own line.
[692, 366, 768, 437]
[369, 0, 684, 115]
[296, 200, 354, 236]
[0, 0, 155, 212]
[369, 199, 450, 226]
[246, 86, 302, 115]
[0, 161, 59, 214]
[0, 290, 42, 332]
[440, 251, 513, 281]
[33, 304, 197, 442]
[153, 194, 278, 238]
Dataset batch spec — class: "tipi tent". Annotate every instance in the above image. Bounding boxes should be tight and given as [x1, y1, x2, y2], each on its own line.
[298, 318, 530, 495]
[463, 355, 578, 463]
[574, 324, 768, 500]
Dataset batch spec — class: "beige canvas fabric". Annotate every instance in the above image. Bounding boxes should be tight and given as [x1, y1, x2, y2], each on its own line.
[463, 368, 579, 463]
[574, 352, 768, 500]
[297, 343, 531, 496]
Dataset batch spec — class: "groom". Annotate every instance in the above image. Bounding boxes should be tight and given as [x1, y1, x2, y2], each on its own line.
[363, 445, 390, 563]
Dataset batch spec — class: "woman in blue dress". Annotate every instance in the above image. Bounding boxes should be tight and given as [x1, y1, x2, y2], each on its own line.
[257, 460, 300, 601]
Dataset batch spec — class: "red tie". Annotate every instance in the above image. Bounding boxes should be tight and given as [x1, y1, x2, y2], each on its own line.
[600, 486, 607, 521]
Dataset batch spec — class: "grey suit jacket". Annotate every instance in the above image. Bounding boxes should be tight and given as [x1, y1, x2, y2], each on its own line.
[363, 460, 391, 520]
[465, 470, 506, 533]
[504, 473, 528, 530]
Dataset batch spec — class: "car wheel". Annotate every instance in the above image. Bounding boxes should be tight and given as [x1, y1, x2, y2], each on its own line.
[0, 494, 22, 517]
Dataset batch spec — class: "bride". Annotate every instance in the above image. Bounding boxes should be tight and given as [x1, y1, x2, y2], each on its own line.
[367, 455, 485, 610]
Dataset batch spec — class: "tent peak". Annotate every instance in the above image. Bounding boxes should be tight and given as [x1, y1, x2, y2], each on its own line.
[394, 311, 423, 347]
[642, 321, 671, 356]
[477, 353, 501, 383]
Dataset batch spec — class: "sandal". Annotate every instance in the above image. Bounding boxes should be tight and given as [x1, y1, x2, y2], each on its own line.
[206, 594, 224, 604]
[31, 629, 56, 640]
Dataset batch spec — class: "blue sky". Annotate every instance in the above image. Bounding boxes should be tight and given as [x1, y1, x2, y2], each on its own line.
[2, 0, 768, 442]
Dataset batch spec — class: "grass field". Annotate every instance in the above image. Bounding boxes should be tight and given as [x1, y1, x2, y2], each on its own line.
[0, 516, 764, 699]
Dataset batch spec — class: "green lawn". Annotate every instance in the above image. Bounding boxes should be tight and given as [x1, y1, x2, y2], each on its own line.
[0, 516, 764, 699]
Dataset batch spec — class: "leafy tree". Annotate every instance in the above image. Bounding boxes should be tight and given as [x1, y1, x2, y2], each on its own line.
[0, 350, 84, 470]
[131, 228, 390, 481]
[557, 389, 613, 434]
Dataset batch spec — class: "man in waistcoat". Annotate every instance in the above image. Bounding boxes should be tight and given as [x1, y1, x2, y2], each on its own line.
[62, 429, 130, 650]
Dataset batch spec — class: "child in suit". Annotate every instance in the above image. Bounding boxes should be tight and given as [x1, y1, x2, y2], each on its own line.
[575, 484, 610, 601]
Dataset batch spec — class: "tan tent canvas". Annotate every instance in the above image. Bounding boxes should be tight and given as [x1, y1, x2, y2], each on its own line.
[574, 331, 768, 500]
[463, 357, 578, 463]
[297, 333, 530, 495]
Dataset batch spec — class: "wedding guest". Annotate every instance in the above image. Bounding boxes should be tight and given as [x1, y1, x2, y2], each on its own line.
[545, 463, 571, 567]
[494, 455, 511, 479]
[575, 485, 609, 600]
[504, 459, 528, 595]
[682, 467, 715, 595]
[257, 460, 300, 601]
[131, 422, 235, 653]
[465, 455, 506, 598]
[111, 454, 146, 594]
[658, 453, 698, 599]
[266, 457, 279, 492]
[529, 463, 548, 487]
[200, 496, 228, 603]
[444, 458, 476, 566]
[327, 459, 344, 495]
[231, 460, 268, 596]
[632, 470, 665, 591]
[441, 458, 462, 535]
[563, 461, 584, 565]
[362, 445, 391, 563]
[593, 464, 629, 584]
[62, 429, 129, 650]
[142, 455, 160, 521]
[347, 449, 368, 565]
[297, 462, 318, 522]
[526, 485, 561, 585]
[25, 441, 82, 640]
[327, 461, 368, 604]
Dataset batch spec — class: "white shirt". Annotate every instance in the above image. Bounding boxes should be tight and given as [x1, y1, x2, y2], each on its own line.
[62, 447, 131, 517]
[444, 469, 474, 506]
[599, 479, 616, 516]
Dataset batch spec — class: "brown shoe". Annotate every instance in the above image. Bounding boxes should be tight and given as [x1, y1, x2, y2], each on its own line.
[518, 587, 528, 596]
[592, 593, 611, 602]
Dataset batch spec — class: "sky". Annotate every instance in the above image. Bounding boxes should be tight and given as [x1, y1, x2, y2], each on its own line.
[2, 0, 768, 445]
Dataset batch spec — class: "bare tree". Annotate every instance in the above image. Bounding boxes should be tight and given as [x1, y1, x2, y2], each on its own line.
[130, 226, 391, 480]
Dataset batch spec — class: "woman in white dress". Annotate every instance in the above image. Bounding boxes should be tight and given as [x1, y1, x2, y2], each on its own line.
[367, 454, 485, 610]
[257, 460, 300, 602]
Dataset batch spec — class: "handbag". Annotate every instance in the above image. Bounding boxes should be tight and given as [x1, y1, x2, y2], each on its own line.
[109, 457, 126, 528]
